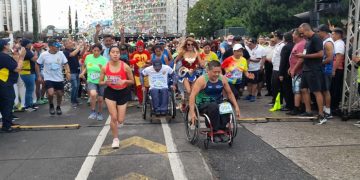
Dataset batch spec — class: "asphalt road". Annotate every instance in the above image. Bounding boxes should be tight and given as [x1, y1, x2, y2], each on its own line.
[0, 99, 315, 180]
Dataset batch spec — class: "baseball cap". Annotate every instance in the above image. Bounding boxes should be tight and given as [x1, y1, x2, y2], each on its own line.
[33, 42, 44, 48]
[317, 24, 331, 33]
[48, 41, 62, 48]
[153, 59, 162, 70]
[233, 44, 244, 51]
[0, 39, 10, 50]
[21, 39, 32, 47]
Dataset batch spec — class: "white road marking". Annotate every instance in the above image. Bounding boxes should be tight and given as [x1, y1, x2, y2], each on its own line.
[75, 116, 111, 180]
[161, 118, 188, 180]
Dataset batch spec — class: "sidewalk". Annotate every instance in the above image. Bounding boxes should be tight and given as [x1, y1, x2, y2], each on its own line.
[238, 94, 360, 180]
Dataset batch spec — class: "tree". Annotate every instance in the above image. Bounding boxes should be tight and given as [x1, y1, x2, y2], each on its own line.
[75, 10, 79, 34]
[68, 6, 72, 35]
[32, 0, 39, 41]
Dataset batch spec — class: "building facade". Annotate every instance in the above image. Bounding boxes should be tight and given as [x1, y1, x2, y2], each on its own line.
[0, 0, 41, 32]
[113, 0, 198, 35]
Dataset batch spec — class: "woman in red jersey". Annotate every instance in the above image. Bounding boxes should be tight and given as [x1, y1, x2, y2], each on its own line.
[99, 46, 134, 149]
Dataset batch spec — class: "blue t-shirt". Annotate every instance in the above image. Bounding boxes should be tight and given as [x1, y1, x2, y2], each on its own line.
[63, 48, 80, 74]
[0, 52, 18, 85]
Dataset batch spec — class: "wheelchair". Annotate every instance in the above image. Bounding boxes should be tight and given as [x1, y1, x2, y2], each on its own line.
[184, 101, 238, 149]
[142, 88, 176, 123]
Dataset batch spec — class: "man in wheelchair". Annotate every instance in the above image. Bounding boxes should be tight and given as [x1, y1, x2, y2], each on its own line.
[141, 59, 176, 116]
[189, 60, 240, 141]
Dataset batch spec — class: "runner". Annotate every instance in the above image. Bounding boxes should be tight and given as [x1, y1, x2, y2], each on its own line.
[151, 45, 169, 65]
[99, 45, 134, 149]
[36, 39, 71, 115]
[129, 40, 151, 108]
[80, 43, 107, 121]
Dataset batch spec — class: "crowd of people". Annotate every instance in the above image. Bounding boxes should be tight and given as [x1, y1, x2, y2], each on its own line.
[1, 22, 360, 144]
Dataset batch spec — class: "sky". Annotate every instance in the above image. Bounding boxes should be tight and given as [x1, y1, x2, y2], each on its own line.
[40, 0, 113, 30]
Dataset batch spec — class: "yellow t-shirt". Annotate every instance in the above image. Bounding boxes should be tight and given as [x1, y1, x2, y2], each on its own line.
[201, 51, 219, 62]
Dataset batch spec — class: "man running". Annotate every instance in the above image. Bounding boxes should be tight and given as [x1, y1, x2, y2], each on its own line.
[36, 39, 71, 115]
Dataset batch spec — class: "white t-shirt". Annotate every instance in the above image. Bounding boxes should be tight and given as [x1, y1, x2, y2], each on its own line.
[334, 39, 345, 55]
[271, 42, 285, 71]
[37, 51, 68, 82]
[265, 45, 275, 60]
[246, 45, 266, 71]
[142, 65, 173, 89]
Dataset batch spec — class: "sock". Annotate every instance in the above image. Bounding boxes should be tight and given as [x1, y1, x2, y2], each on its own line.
[324, 107, 330, 114]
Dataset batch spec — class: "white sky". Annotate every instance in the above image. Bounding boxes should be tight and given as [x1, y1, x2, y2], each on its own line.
[40, 0, 113, 30]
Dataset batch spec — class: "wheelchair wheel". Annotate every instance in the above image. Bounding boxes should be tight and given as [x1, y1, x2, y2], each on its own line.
[184, 105, 200, 144]
[229, 105, 238, 138]
[142, 90, 147, 120]
[169, 89, 176, 119]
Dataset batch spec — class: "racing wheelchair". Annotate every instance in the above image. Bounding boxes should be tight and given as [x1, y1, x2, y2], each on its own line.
[184, 100, 238, 149]
[142, 88, 177, 123]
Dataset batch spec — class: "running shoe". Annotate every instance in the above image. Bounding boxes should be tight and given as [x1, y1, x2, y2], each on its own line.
[317, 115, 327, 125]
[324, 112, 333, 119]
[32, 104, 39, 109]
[49, 105, 55, 115]
[24, 106, 36, 112]
[249, 96, 256, 102]
[244, 95, 252, 101]
[56, 107, 62, 115]
[300, 112, 313, 117]
[96, 113, 104, 121]
[11, 115, 19, 120]
[112, 138, 120, 149]
[88, 111, 97, 120]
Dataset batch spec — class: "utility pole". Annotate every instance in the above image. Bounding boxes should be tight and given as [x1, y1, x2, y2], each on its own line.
[177, 0, 179, 34]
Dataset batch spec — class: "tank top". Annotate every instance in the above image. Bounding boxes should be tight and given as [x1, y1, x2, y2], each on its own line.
[195, 74, 223, 105]
[105, 61, 127, 90]
[323, 37, 335, 75]
[151, 53, 166, 64]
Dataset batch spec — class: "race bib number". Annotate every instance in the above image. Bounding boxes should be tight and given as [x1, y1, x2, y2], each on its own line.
[219, 102, 233, 114]
[90, 73, 100, 80]
[231, 69, 243, 79]
[50, 63, 61, 71]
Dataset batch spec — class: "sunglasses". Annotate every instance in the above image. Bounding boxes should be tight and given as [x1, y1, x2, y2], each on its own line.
[187, 43, 193, 46]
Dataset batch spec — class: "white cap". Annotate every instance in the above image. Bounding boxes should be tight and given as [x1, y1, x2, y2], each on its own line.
[233, 44, 244, 51]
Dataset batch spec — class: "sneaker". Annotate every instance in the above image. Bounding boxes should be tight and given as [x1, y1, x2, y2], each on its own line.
[72, 103, 78, 108]
[300, 112, 313, 117]
[112, 138, 120, 149]
[49, 105, 55, 115]
[42, 98, 49, 104]
[36, 99, 45, 105]
[220, 134, 229, 142]
[1, 127, 16, 133]
[317, 115, 327, 125]
[268, 102, 274, 106]
[11, 115, 19, 120]
[244, 95, 252, 101]
[32, 104, 39, 109]
[56, 107, 62, 115]
[280, 107, 291, 111]
[88, 111, 97, 120]
[355, 121, 360, 125]
[265, 93, 272, 96]
[249, 96, 256, 102]
[324, 112, 333, 119]
[24, 106, 36, 112]
[96, 113, 104, 121]
[286, 109, 300, 116]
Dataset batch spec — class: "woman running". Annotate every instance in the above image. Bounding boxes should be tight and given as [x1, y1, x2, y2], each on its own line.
[80, 43, 107, 121]
[99, 45, 134, 149]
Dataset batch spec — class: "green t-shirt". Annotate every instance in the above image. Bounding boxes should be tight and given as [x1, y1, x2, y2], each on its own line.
[85, 54, 107, 84]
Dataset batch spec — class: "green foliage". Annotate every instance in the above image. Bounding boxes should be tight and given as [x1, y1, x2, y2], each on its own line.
[186, 0, 348, 37]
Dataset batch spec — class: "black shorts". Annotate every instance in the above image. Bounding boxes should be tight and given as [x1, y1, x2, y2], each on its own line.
[45, 81, 64, 91]
[301, 71, 324, 92]
[323, 74, 332, 91]
[247, 71, 260, 84]
[104, 87, 131, 105]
